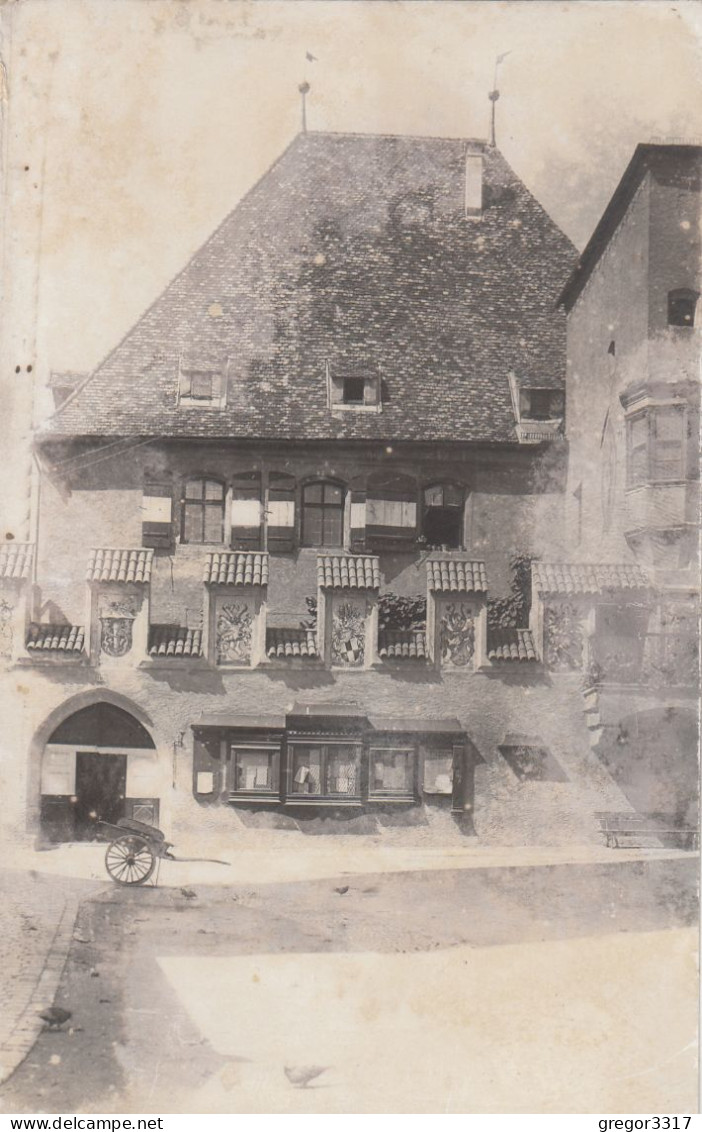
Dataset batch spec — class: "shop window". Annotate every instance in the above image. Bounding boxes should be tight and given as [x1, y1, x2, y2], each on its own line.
[289, 742, 361, 798]
[181, 477, 225, 544]
[369, 748, 415, 797]
[627, 408, 685, 487]
[230, 745, 280, 794]
[301, 481, 345, 547]
[422, 484, 463, 548]
[423, 750, 453, 794]
[667, 289, 698, 328]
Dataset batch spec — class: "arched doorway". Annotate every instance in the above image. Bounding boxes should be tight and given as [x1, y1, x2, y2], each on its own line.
[40, 702, 158, 842]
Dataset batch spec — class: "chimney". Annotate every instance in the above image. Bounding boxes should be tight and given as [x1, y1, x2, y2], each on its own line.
[464, 150, 484, 218]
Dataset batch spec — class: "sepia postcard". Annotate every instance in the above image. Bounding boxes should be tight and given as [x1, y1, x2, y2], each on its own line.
[0, 0, 700, 1118]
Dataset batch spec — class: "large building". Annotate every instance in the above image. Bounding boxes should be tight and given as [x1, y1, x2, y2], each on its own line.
[1, 130, 695, 849]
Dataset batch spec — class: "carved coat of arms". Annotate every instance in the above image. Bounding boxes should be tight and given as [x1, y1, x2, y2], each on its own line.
[99, 597, 137, 658]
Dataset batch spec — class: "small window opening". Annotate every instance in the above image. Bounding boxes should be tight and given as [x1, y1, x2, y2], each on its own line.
[343, 377, 365, 404]
[668, 289, 697, 328]
[423, 484, 463, 548]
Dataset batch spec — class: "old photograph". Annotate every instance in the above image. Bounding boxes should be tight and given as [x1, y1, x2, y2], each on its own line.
[0, 0, 699, 1117]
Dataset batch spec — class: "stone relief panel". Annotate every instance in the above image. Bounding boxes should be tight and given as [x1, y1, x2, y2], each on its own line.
[331, 596, 366, 667]
[543, 603, 584, 671]
[98, 593, 138, 659]
[439, 602, 475, 668]
[215, 598, 253, 665]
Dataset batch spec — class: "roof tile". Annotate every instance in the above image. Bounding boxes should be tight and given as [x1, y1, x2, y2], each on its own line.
[0, 542, 34, 582]
[533, 562, 650, 596]
[427, 558, 488, 593]
[266, 627, 318, 659]
[317, 554, 381, 590]
[204, 551, 269, 586]
[378, 629, 427, 660]
[26, 623, 85, 653]
[87, 548, 153, 584]
[148, 625, 203, 658]
[487, 628, 538, 662]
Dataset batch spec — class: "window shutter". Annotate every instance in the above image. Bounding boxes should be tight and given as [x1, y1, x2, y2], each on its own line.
[142, 480, 174, 549]
[231, 472, 263, 550]
[178, 363, 192, 399]
[349, 490, 366, 551]
[268, 473, 296, 553]
[366, 476, 417, 543]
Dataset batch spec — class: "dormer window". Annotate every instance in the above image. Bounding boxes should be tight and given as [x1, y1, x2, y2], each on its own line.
[668, 289, 698, 328]
[520, 389, 565, 421]
[178, 355, 227, 408]
[343, 377, 365, 405]
[327, 364, 381, 412]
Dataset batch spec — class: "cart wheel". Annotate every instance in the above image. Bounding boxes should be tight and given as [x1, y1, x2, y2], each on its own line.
[105, 835, 156, 886]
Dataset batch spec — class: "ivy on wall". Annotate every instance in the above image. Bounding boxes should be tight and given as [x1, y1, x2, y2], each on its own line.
[487, 552, 537, 632]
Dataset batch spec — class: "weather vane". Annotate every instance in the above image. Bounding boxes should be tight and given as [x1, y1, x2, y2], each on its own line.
[299, 51, 317, 134]
[488, 51, 512, 148]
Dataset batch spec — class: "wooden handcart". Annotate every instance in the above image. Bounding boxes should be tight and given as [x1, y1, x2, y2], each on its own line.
[99, 817, 229, 886]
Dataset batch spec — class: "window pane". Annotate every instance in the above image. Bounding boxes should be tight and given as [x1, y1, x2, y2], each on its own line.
[630, 448, 648, 485]
[183, 503, 202, 543]
[423, 751, 453, 794]
[444, 485, 463, 508]
[322, 509, 343, 546]
[184, 478, 204, 500]
[324, 484, 343, 504]
[205, 479, 224, 500]
[291, 747, 323, 794]
[203, 506, 223, 543]
[233, 749, 276, 792]
[191, 373, 214, 399]
[630, 416, 648, 447]
[655, 410, 684, 442]
[303, 508, 323, 546]
[652, 449, 682, 480]
[370, 749, 414, 795]
[304, 483, 323, 503]
[326, 745, 360, 795]
[424, 485, 443, 507]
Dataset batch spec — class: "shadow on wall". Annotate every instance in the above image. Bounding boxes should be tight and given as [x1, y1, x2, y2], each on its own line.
[602, 705, 699, 825]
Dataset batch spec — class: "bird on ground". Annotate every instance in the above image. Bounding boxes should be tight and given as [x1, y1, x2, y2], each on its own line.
[284, 1065, 329, 1089]
[334, 885, 349, 895]
[180, 887, 197, 900]
[39, 1006, 72, 1031]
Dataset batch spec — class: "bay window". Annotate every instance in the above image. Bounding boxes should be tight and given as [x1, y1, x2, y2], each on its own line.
[289, 742, 361, 798]
[626, 407, 685, 487]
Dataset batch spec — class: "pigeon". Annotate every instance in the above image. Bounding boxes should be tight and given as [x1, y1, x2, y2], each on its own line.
[334, 885, 349, 895]
[305, 51, 318, 62]
[180, 887, 197, 900]
[284, 1065, 329, 1089]
[39, 1006, 72, 1031]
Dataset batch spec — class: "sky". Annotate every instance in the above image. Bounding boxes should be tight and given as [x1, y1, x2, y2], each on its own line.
[3, 0, 702, 385]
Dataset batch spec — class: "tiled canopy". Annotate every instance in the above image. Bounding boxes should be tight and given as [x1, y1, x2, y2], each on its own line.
[26, 623, 85, 653]
[377, 629, 427, 660]
[487, 628, 538, 662]
[0, 542, 34, 581]
[532, 562, 649, 596]
[427, 558, 488, 593]
[317, 554, 381, 590]
[204, 552, 269, 586]
[148, 626, 203, 658]
[87, 548, 153, 584]
[266, 627, 318, 659]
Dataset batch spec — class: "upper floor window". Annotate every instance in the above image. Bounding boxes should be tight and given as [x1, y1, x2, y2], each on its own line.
[519, 388, 565, 421]
[178, 356, 227, 408]
[301, 481, 345, 547]
[181, 477, 225, 544]
[627, 408, 685, 487]
[343, 377, 366, 405]
[668, 289, 698, 329]
[327, 363, 381, 411]
[423, 483, 463, 548]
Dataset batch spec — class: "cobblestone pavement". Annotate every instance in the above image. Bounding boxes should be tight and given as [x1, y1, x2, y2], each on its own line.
[0, 867, 100, 1087]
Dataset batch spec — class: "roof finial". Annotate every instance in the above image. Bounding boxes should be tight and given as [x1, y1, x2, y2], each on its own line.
[488, 51, 511, 148]
[298, 81, 310, 133]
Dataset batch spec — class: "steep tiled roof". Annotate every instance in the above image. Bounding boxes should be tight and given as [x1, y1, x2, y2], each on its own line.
[317, 554, 380, 589]
[87, 548, 153, 584]
[148, 626, 203, 658]
[0, 542, 33, 581]
[427, 558, 488, 593]
[487, 628, 538, 662]
[43, 132, 574, 444]
[26, 623, 85, 653]
[204, 551, 268, 586]
[378, 629, 427, 660]
[266, 627, 318, 659]
[533, 562, 650, 596]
